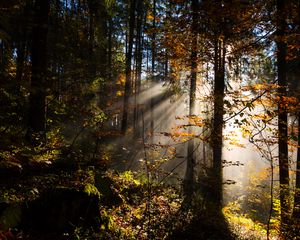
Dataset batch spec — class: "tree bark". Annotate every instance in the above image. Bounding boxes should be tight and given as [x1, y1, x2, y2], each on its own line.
[122, 0, 136, 133]
[276, 0, 290, 224]
[88, 0, 107, 80]
[184, 0, 198, 200]
[26, 0, 50, 144]
[292, 0, 300, 221]
[88, 8, 96, 76]
[293, 113, 300, 219]
[16, 1, 30, 86]
[149, 0, 156, 139]
[16, 42, 25, 85]
[212, 37, 225, 208]
[133, 0, 144, 137]
[108, 19, 113, 82]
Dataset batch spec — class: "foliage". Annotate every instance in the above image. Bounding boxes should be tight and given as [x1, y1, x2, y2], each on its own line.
[94, 170, 186, 240]
[223, 203, 272, 240]
[0, 0, 300, 238]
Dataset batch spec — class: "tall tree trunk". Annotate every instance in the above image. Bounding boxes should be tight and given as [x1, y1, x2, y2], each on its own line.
[293, 0, 300, 221]
[134, 0, 143, 137]
[293, 113, 300, 219]
[16, 41, 25, 85]
[164, 2, 171, 82]
[108, 19, 113, 82]
[212, 37, 225, 208]
[26, 0, 50, 144]
[88, 10, 96, 76]
[16, 1, 30, 86]
[164, 49, 168, 81]
[150, 0, 156, 139]
[184, 0, 198, 200]
[98, 7, 108, 79]
[53, 0, 62, 100]
[88, 0, 107, 79]
[276, 0, 290, 224]
[122, 0, 136, 133]
[0, 39, 3, 68]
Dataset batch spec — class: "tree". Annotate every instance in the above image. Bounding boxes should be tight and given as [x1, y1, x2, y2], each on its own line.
[211, 29, 226, 209]
[87, 0, 108, 79]
[26, 0, 50, 144]
[200, 0, 264, 208]
[293, 114, 300, 219]
[122, 0, 136, 134]
[203, 0, 227, 208]
[291, 0, 300, 221]
[150, 0, 156, 139]
[276, 0, 290, 224]
[15, 0, 30, 86]
[133, 0, 145, 137]
[184, 0, 199, 200]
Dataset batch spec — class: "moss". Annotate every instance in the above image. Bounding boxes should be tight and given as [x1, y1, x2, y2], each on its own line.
[84, 183, 101, 200]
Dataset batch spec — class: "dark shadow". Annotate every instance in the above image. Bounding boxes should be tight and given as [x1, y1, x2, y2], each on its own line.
[167, 209, 235, 240]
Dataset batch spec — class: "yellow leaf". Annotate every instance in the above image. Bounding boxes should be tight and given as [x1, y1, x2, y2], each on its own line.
[116, 90, 123, 97]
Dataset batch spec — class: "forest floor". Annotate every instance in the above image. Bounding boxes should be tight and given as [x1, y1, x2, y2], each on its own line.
[0, 161, 284, 240]
[0, 115, 288, 240]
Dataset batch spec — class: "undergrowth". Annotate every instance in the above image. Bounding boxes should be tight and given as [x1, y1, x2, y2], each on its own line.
[223, 202, 281, 240]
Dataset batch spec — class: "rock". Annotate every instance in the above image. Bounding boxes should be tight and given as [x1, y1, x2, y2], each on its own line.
[21, 187, 100, 233]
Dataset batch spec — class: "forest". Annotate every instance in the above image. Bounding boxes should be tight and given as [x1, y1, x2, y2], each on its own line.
[0, 0, 300, 239]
